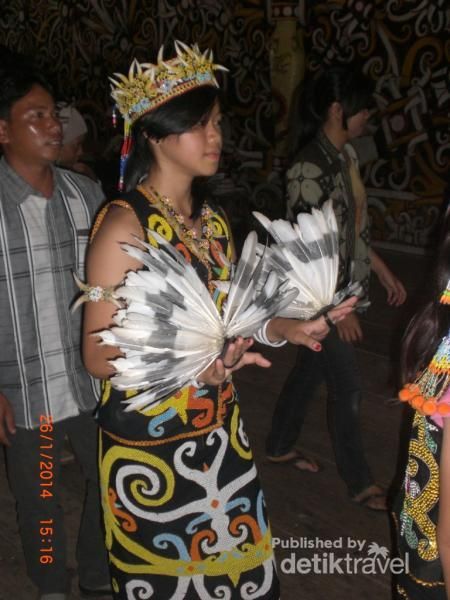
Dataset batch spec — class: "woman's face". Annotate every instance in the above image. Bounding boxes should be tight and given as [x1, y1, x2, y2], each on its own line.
[156, 101, 222, 178]
[346, 108, 370, 139]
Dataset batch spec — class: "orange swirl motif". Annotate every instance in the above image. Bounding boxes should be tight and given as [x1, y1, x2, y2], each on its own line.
[217, 383, 234, 421]
[108, 488, 138, 533]
[190, 530, 217, 561]
[175, 242, 191, 263]
[188, 394, 215, 428]
[210, 239, 226, 268]
[229, 514, 262, 545]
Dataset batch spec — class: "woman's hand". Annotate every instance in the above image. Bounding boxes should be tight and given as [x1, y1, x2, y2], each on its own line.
[196, 296, 359, 385]
[197, 337, 271, 386]
[328, 296, 359, 322]
[266, 296, 358, 350]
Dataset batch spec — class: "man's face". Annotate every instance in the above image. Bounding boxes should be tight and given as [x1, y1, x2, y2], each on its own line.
[346, 108, 370, 139]
[0, 84, 62, 166]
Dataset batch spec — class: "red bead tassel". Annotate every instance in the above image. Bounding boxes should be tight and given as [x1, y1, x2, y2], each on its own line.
[118, 132, 132, 192]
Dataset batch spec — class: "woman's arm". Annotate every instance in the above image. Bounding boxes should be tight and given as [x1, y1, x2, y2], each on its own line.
[437, 417, 450, 597]
[82, 205, 143, 379]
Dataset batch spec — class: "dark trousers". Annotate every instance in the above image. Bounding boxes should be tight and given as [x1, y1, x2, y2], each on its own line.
[266, 327, 373, 497]
[5, 411, 110, 594]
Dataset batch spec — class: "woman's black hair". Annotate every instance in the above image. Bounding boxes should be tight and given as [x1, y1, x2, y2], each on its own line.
[124, 85, 220, 218]
[0, 63, 53, 120]
[400, 207, 450, 383]
[289, 65, 374, 157]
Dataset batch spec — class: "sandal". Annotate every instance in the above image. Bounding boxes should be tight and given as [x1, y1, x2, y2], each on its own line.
[351, 484, 387, 512]
[266, 449, 320, 473]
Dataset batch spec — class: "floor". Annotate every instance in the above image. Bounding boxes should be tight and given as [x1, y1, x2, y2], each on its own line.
[0, 248, 431, 599]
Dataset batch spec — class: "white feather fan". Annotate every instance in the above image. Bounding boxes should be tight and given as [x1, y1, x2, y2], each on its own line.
[253, 199, 362, 320]
[96, 230, 297, 412]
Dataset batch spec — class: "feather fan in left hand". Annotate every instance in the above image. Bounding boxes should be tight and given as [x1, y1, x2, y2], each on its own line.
[95, 230, 297, 412]
[253, 199, 362, 320]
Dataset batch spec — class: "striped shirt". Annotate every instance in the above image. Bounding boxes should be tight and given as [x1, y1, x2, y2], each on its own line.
[0, 158, 103, 429]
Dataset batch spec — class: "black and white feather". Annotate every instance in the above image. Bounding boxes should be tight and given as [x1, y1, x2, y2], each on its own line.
[97, 230, 297, 412]
[253, 199, 362, 320]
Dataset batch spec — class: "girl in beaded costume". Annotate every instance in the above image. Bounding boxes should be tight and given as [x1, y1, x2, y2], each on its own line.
[81, 42, 355, 599]
[394, 205, 450, 599]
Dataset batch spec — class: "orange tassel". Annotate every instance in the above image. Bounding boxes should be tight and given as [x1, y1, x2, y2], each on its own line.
[422, 399, 437, 415]
[398, 388, 410, 402]
[398, 384, 420, 402]
[411, 395, 425, 410]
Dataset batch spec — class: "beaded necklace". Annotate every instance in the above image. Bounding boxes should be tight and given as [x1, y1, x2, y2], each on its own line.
[399, 333, 450, 423]
[137, 184, 216, 293]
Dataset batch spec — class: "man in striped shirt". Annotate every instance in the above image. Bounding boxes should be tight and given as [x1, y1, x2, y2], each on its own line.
[0, 66, 111, 599]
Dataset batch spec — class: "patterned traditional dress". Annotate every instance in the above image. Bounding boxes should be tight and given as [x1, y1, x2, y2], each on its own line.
[393, 411, 446, 599]
[393, 331, 450, 599]
[94, 187, 279, 600]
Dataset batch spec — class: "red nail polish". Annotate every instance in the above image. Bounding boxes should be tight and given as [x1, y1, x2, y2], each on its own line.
[314, 343, 322, 351]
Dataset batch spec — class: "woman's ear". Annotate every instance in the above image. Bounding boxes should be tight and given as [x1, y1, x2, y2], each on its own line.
[329, 101, 343, 123]
[147, 135, 161, 146]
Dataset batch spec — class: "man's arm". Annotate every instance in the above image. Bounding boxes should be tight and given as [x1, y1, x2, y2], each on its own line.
[0, 392, 16, 446]
[369, 248, 407, 306]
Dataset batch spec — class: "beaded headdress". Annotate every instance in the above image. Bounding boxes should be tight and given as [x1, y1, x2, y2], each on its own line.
[110, 40, 228, 190]
[399, 329, 450, 427]
[440, 279, 450, 305]
[398, 281, 450, 425]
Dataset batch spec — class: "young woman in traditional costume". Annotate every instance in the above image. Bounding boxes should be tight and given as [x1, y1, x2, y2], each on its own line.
[394, 206, 450, 598]
[81, 42, 354, 599]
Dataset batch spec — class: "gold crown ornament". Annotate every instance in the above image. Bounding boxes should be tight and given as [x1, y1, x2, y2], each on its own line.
[110, 41, 227, 190]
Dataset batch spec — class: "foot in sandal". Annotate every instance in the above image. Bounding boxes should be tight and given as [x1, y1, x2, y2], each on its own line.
[266, 449, 320, 473]
[351, 484, 387, 511]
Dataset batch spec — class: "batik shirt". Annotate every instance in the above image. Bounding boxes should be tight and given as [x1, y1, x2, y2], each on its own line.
[286, 130, 371, 298]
